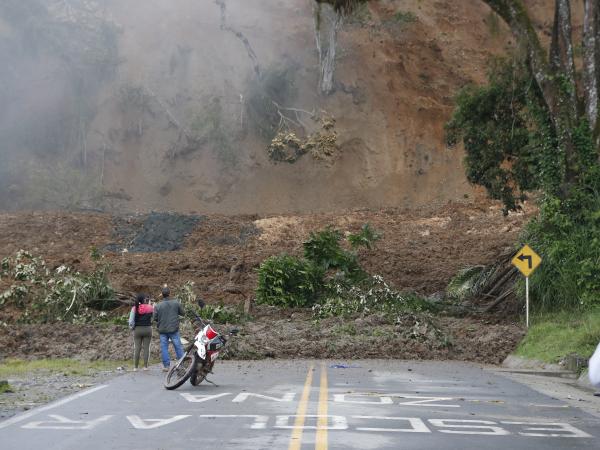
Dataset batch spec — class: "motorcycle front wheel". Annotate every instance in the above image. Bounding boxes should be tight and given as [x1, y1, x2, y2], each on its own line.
[164, 350, 196, 390]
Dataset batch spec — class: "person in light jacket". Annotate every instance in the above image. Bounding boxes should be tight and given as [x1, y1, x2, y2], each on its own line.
[129, 293, 154, 371]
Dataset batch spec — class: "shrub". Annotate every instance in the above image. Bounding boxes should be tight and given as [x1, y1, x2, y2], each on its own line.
[313, 275, 435, 318]
[256, 255, 324, 307]
[303, 227, 364, 280]
[348, 223, 381, 250]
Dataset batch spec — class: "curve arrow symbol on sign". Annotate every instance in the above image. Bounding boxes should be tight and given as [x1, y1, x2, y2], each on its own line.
[517, 254, 532, 269]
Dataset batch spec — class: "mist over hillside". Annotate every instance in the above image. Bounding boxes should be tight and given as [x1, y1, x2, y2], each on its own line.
[0, 0, 521, 213]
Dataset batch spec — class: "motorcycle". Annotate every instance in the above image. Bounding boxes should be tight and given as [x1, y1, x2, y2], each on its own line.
[164, 300, 238, 390]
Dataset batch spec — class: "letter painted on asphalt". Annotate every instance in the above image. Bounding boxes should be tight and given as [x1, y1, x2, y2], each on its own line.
[393, 395, 460, 408]
[428, 419, 510, 435]
[501, 422, 593, 438]
[334, 394, 393, 405]
[180, 392, 231, 403]
[127, 415, 191, 429]
[353, 416, 431, 433]
[199, 415, 269, 430]
[232, 392, 296, 403]
[275, 415, 348, 430]
[22, 414, 113, 430]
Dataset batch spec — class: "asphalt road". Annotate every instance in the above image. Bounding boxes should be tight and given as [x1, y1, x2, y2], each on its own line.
[1, 360, 599, 450]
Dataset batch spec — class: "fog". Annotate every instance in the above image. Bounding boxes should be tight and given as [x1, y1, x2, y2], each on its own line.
[0, 0, 477, 214]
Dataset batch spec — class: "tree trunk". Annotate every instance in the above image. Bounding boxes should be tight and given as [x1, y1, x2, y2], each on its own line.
[483, 0, 581, 183]
[313, 3, 342, 95]
[583, 0, 600, 139]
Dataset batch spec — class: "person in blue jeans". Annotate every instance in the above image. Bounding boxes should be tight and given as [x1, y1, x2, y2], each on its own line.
[153, 286, 185, 371]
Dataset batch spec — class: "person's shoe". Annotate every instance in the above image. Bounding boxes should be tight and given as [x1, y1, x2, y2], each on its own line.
[133, 367, 138, 372]
[143, 367, 149, 371]
[162, 367, 169, 372]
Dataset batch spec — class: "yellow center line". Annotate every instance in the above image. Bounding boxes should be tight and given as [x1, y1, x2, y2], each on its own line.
[316, 362, 328, 450]
[288, 363, 314, 450]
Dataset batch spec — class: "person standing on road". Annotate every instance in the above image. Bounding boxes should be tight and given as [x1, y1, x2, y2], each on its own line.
[153, 286, 185, 372]
[129, 293, 154, 371]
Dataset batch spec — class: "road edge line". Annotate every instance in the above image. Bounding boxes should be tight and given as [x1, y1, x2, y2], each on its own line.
[0, 384, 108, 430]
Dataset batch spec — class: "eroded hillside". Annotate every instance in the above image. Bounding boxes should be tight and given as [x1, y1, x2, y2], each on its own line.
[0, 0, 555, 214]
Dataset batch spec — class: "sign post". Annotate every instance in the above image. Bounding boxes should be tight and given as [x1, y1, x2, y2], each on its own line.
[511, 245, 541, 328]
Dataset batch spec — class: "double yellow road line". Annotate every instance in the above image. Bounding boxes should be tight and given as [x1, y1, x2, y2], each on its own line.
[288, 362, 329, 450]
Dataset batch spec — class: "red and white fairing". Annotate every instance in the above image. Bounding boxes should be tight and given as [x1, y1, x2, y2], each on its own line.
[194, 324, 218, 360]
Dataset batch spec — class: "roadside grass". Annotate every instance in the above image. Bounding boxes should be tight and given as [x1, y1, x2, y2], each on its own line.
[0, 381, 15, 393]
[515, 309, 600, 363]
[0, 358, 156, 378]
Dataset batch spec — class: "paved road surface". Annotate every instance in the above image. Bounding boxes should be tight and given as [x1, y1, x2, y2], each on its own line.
[1, 360, 598, 449]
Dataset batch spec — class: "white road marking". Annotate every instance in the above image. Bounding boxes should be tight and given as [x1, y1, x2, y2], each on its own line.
[127, 415, 191, 429]
[501, 421, 593, 438]
[354, 416, 431, 433]
[232, 392, 296, 403]
[334, 394, 393, 405]
[336, 392, 459, 407]
[275, 415, 348, 430]
[0, 384, 108, 430]
[21, 414, 113, 430]
[199, 415, 269, 429]
[179, 392, 231, 403]
[428, 419, 510, 436]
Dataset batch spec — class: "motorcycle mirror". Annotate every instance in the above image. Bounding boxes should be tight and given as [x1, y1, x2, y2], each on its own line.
[196, 298, 205, 309]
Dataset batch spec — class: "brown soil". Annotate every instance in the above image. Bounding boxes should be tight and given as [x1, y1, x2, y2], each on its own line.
[0, 200, 534, 364]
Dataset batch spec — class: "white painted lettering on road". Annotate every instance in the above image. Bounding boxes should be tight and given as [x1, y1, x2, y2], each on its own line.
[335, 393, 459, 407]
[199, 415, 269, 430]
[354, 416, 431, 433]
[22, 414, 113, 430]
[232, 392, 296, 403]
[275, 415, 348, 430]
[180, 392, 231, 403]
[393, 395, 460, 408]
[428, 419, 510, 436]
[502, 422, 593, 438]
[127, 415, 191, 429]
[334, 394, 393, 405]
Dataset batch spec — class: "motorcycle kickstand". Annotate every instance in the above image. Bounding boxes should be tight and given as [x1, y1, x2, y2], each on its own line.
[204, 378, 218, 387]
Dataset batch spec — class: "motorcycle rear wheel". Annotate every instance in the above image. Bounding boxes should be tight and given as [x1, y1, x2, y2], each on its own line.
[164, 351, 196, 390]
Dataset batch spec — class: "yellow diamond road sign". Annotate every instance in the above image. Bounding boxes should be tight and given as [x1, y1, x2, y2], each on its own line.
[512, 244, 542, 277]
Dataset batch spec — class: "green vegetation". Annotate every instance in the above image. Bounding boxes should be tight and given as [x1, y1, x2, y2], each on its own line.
[0, 381, 14, 394]
[447, 56, 600, 312]
[0, 359, 133, 378]
[515, 310, 600, 363]
[256, 255, 324, 307]
[314, 275, 436, 318]
[0, 250, 115, 323]
[391, 10, 417, 25]
[257, 225, 431, 316]
[176, 280, 247, 323]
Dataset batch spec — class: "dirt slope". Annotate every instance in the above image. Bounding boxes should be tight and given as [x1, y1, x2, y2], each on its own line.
[1, 0, 557, 214]
[0, 200, 533, 303]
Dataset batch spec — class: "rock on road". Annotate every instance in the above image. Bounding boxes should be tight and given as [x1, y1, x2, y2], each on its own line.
[1, 360, 599, 450]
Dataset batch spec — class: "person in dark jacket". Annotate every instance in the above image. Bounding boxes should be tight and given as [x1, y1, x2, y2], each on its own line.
[153, 286, 185, 371]
[129, 293, 154, 371]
